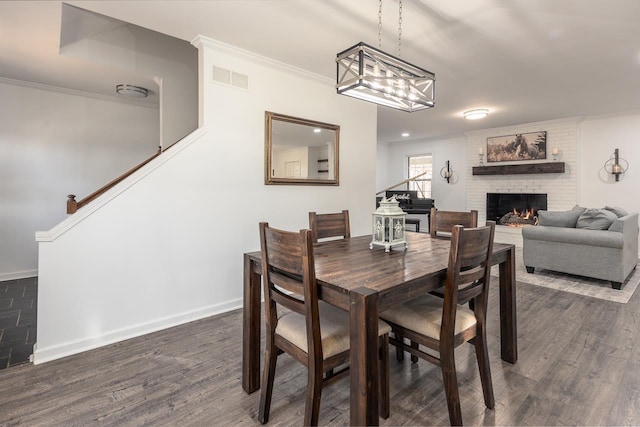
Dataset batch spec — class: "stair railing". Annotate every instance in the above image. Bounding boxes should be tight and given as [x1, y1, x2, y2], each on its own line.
[67, 146, 162, 214]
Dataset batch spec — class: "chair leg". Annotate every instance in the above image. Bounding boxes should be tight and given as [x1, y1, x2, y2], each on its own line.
[258, 345, 278, 424]
[474, 325, 495, 409]
[440, 346, 462, 426]
[379, 334, 390, 419]
[395, 332, 405, 361]
[304, 359, 323, 426]
[410, 340, 419, 363]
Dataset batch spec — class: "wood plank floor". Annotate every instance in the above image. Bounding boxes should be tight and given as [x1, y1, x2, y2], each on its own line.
[1, 279, 638, 426]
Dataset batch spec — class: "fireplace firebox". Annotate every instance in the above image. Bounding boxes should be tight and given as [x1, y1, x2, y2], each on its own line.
[486, 193, 547, 227]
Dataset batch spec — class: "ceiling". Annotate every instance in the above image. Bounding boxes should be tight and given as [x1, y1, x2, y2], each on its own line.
[2, 0, 640, 144]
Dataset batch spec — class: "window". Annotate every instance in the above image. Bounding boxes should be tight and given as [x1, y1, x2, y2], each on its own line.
[407, 154, 432, 198]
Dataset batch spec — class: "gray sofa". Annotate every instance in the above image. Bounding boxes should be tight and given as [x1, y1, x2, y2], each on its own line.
[522, 206, 639, 289]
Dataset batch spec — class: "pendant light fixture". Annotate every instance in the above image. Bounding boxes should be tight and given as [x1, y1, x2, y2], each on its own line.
[336, 0, 435, 112]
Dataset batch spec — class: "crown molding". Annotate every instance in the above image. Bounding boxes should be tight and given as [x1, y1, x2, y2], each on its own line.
[191, 35, 333, 86]
[463, 116, 582, 138]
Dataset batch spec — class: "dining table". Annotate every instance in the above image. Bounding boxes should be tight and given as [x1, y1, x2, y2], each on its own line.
[242, 232, 517, 426]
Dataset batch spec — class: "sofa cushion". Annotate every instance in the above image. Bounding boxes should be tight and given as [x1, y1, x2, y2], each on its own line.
[522, 225, 624, 249]
[537, 207, 585, 228]
[604, 206, 629, 218]
[576, 208, 617, 230]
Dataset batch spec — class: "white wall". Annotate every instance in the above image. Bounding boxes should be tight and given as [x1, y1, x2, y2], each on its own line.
[0, 79, 159, 280]
[578, 111, 640, 215]
[34, 37, 377, 363]
[379, 135, 467, 200]
[60, 4, 198, 147]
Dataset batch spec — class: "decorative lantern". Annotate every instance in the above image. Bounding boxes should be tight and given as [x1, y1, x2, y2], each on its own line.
[370, 196, 407, 252]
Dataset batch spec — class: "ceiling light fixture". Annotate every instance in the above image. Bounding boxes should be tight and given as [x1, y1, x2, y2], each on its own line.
[463, 109, 489, 120]
[116, 84, 149, 98]
[402, 132, 410, 137]
[336, 0, 435, 112]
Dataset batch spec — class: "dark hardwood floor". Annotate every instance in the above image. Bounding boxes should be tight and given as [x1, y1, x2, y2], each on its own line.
[0, 277, 37, 369]
[0, 278, 638, 426]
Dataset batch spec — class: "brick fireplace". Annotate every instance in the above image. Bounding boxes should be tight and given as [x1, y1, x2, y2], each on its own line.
[466, 118, 579, 246]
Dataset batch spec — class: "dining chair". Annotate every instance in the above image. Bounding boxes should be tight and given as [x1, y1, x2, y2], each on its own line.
[258, 222, 391, 425]
[381, 222, 496, 426]
[430, 208, 478, 238]
[308, 210, 350, 243]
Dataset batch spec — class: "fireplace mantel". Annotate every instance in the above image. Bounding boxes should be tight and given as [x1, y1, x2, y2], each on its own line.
[472, 162, 564, 176]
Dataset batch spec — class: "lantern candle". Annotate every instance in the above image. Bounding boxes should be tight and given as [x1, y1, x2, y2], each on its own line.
[370, 196, 407, 252]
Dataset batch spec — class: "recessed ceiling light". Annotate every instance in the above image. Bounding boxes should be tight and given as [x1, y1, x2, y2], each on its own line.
[463, 109, 489, 120]
[313, 128, 322, 133]
[402, 132, 410, 137]
[116, 84, 149, 98]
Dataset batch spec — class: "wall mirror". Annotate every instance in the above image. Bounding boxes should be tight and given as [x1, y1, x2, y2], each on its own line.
[265, 111, 339, 185]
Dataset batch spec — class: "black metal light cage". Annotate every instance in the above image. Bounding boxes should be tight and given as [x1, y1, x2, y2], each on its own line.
[336, 42, 435, 112]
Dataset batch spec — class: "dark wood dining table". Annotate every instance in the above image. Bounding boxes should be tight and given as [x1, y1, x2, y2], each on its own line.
[242, 232, 517, 426]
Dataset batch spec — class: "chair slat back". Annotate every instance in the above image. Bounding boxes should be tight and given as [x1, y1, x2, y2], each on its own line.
[430, 208, 478, 238]
[259, 222, 321, 353]
[309, 210, 350, 243]
[442, 222, 495, 334]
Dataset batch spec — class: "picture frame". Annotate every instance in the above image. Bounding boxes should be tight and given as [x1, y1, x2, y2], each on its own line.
[486, 131, 547, 162]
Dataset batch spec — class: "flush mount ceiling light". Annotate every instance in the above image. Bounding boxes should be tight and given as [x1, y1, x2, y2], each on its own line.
[336, 0, 435, 112]
[116, 84, 149, 98]
[463, 109, 489, 120]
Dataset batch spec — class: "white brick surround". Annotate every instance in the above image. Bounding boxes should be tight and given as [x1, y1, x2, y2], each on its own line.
[466, 118, 580, 246]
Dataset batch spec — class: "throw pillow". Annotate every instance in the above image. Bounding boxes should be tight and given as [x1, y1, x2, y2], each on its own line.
[576, 208, 618, 230]
[537, 207, 586, 227]
[604, 206, 629, 218]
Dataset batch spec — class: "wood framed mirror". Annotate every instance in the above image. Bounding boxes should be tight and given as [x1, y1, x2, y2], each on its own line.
[265, 111, 339, 185]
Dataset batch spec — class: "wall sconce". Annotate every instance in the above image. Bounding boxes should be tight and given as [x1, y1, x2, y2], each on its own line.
[604, 148, 628, 182]
[478, 147, 484, 166]
[440, 160, 453, 183]
[551, 147, 559, 161]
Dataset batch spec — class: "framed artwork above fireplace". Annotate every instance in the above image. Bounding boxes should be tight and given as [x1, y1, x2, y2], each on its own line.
[487, 131, 547, 162]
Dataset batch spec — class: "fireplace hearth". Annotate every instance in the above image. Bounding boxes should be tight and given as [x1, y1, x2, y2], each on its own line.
[486, 193, 547, 227]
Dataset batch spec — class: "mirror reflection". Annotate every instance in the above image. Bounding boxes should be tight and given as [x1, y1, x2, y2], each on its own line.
[265, 112, 339, 185]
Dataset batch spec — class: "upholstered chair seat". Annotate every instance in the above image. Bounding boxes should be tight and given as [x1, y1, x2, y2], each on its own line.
[381, 295, 476, 341]
[277, 301, 391, 359]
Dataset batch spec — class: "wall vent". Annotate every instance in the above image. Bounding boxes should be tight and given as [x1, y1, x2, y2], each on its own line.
[212, 65, 249, 90]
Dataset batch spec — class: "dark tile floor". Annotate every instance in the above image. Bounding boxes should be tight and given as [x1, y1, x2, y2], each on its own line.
[0, 277, 37, 369]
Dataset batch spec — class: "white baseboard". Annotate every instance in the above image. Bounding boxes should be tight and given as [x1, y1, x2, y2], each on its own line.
[33, 297, 242, 365]
[0, 269, 38, 282]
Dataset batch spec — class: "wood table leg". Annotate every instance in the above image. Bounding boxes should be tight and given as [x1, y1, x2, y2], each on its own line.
[499, 245, 518, 363]
[242, 254, 262, 393]
[350, 287, 380, 426]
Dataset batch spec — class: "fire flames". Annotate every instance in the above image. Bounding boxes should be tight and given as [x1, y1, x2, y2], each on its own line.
[498, 208, 538, 227]
[513, 207, 535, 220]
